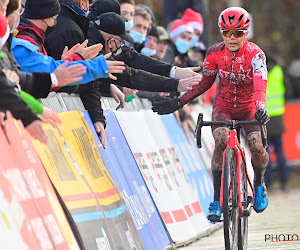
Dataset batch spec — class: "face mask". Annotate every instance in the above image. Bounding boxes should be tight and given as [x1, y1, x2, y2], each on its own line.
[141, 46, 156, 56]
[175, 38, 190, 54]
[44, 18, 57, 35]
[125, 20, 134, 31]
[130, 29, 146, 44]
[11, 16, 20, 34]
[190, 35, 198, 48]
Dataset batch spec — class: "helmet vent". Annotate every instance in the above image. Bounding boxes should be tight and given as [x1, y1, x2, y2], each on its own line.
[245, 19, 250, 25]
[221, 15, 226, 25]
[236, 14, 244, 25]
[228, 15, 235, 24]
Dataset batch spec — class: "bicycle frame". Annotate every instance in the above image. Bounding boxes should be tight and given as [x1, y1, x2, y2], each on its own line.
[220, 130, 254, 217]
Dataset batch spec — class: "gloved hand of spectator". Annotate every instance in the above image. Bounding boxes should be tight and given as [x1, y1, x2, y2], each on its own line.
[177, 75, 202, 92]
[152, 96, 183, 115]
[255, 108, 270, 125]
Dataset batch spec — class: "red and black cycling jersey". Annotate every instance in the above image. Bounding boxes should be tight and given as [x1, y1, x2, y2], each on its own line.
[180, 41, 267, 110]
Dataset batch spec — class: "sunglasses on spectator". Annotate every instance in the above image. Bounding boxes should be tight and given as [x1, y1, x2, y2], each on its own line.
[221, 30, 247, 38]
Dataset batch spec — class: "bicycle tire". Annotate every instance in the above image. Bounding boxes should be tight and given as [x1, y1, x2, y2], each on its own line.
[223, 148, 239, 250]
[238, 160, 249, 250]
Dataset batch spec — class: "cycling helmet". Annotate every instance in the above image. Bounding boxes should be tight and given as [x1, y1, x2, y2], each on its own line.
[218, 7, 251, 30]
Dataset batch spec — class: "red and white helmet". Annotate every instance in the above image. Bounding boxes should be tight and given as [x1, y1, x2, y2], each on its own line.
[218, 7, 251, 30]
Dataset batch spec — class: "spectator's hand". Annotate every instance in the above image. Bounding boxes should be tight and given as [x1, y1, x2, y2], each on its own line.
[0, 112, 5, 125]
[25, 120, 48, 144]
[94, 121, 106, 149]
[174, 66, 201, 79]
[3, 69, 20, 84]
[61, 44, 80, 60]
[75, 39, 103, 60]
[177, 75, 201, 92]
[104, 53, 125, 80]
[110, 84, 125, 110]
[38, 108, 62, 127]
[152, 96, 183, 115]
[123, 87, 138, 97]
[255, 108, 270, 125]
[159, 92, 170, 97]
[54, 61, 87, 87]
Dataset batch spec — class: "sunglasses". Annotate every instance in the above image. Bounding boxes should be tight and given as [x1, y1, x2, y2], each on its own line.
[221, 30, 247, 38]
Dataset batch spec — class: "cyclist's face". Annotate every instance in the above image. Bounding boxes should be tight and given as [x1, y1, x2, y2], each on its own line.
[222, 30, 249, 53]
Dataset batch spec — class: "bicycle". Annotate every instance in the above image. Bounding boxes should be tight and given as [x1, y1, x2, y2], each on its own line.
[194, 113, 267, 250]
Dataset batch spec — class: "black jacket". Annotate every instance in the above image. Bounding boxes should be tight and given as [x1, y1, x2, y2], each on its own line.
[0, 71, 38, 127]
[0, 34, 51, 99]
[45, 0, 90, 60]
[88, 24, 179, 93]
[45, 0, 106, 126]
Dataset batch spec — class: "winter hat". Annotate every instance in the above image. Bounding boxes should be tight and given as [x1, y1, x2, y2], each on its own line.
[169, 19, 194, 39]
[88, 0, 120, 21]
[157, 26, 171, 43]
[136, 4, 156, 24]
[0, 12, 9, 47]
[181, 8, 204, 35]
[23, 0, 61, 19]
[147, 25, 159, 40]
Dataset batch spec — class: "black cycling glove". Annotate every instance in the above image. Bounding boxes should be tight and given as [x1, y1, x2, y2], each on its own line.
[152, 96, 183, 115]
[255, 108, 270, 125]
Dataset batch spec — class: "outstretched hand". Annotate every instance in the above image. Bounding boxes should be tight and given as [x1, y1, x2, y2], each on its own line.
[174, 66, 201, 79]
[177, 74, 202, 92]
[152, 96, 183, 115]
[104, 53, 125, 80]
[54, 61, 87, 87]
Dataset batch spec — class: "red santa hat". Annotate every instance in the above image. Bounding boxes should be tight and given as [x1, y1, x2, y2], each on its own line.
[0, 12, 9, 46]
[181, 8, 204, 35]
[169, 19, 194, 39]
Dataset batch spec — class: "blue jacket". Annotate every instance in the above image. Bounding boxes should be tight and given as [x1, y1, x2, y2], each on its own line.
[11, 37, 109, 85]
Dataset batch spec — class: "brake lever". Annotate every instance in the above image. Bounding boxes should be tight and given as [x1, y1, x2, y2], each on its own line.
[194, 113, 203, 148]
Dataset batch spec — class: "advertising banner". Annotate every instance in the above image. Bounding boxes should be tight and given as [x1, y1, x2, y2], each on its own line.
[115, 111, 199, 242]
[160, 114, 214, 219]
[142, 111, 210, 235]
[33, 111, 142, 250]
[83, 110, 171, 250]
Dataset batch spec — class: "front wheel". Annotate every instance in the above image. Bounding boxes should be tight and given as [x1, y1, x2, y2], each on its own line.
[238, 160, 249, 250]
[223, 148, 239, 250]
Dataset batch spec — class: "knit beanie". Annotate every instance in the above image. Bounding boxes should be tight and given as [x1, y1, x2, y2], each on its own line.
[148, 25, 159, 40]
[181, 8, 204, 35]
[23, 0, 61, 19]
[169, 19, 194, 39]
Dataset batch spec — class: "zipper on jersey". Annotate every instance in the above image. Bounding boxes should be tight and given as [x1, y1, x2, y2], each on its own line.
[231, 53, 237, 107]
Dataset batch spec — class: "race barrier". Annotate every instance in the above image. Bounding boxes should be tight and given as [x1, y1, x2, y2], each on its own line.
[0, 113, 80, 250]
[0, 93, 221, 249]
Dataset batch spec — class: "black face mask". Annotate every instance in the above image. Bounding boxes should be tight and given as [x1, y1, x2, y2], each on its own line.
[108, 38, 123, 55]
[44, 19, 57, 36]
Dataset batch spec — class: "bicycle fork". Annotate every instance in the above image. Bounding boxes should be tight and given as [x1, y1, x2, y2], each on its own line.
[220, 130, 254, 218]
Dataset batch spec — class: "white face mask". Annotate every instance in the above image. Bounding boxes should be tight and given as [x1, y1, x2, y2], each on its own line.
[11, 16, 20, 33]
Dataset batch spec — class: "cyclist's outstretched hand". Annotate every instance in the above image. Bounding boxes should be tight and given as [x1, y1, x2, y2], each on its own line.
[152, 96, 183, 115]
[104, 53, 125, 80]
[255, 108, 270, 125]
[177, 75, 202, 92]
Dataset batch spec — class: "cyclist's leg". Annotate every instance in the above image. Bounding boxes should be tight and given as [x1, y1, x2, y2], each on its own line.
[208, 108, 231, 222]
[243, 108, 269, 212]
